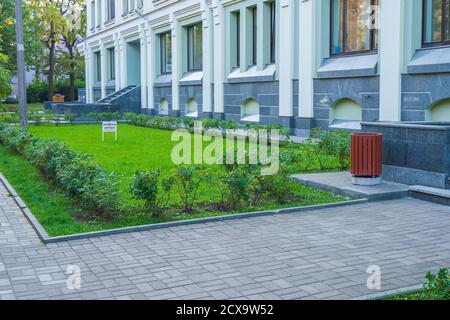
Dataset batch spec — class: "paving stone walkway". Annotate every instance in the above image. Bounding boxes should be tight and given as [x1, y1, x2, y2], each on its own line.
[1, 182, 450, 300]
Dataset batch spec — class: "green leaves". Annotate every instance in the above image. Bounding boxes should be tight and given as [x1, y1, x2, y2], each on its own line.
[0, 123, 119, 217]
[420, 269, 450, 300]
[131, 169, 172, 216]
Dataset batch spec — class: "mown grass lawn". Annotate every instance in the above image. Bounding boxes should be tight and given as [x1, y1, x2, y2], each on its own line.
[0, 123, 345, 236]
[1, 102, 44, 112]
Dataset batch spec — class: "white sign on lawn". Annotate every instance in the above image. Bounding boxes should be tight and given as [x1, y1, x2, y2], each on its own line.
[102, 121, 118, 142]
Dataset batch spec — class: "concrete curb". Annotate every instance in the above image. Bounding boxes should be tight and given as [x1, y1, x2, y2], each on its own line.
[0, 172, 50, 242]
[0, 172, 368, 243]
[352, 284, 423, 300]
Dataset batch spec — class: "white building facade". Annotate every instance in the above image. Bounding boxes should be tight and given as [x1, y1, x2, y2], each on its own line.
[81, 0, 450, 135]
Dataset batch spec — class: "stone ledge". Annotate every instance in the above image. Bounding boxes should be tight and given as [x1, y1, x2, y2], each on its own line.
[317, 54, 378, 79]
[407, 46, 450, 74]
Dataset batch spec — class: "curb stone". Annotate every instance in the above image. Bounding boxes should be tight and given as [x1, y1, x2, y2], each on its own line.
[0, 171, 368, 244]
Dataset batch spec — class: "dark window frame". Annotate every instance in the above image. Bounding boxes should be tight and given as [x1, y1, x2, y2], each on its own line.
[251, 6, 257, 66]
[422, 0, 450, 47]
[269, 1, 276, 63]
[186, 23, 203, 72]
[107, 0, 115, 21]
[159, 31, 172, 74]
[330, 0, 379, 56]
[95, 52, 101, 82]
[236, 11, 241, 67]
[108, 48, 115, 80]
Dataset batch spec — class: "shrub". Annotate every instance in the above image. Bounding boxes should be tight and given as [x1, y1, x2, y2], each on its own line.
[317, 129, 351, 170]
[172, 166, 208, 213]
[29, 112, 44, 126]
[57, 155, 119, 216]
[124, 112, 138, 124]
[27, 80, 48, 103]
[131, 170, 172, 216]
[0, 124, 119, 217]
[420, 269, 450, 300]
[217, 165, 256, 209]
[64, 113, 76, 124]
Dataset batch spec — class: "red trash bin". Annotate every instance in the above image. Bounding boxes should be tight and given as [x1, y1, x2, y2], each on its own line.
[350, 133, 383, 178]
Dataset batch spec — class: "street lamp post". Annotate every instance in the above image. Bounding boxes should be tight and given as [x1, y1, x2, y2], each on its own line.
[14, 0, 28, 129]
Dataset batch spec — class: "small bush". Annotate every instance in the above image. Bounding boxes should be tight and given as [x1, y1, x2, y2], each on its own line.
[172, 166, 208, 213]
[131, 170, 172, 216]
[64, 113, 76, 124]
[317, 129, 351, 170]
[420, 269, 450, 300]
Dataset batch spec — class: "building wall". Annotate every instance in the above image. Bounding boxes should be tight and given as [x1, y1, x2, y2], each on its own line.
[79, 0, 450, 136]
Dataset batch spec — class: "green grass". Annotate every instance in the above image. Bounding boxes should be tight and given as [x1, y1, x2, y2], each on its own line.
[0, 123, 345, 236]
[1, 102, 44, 113]
[384, 292, 422, 300]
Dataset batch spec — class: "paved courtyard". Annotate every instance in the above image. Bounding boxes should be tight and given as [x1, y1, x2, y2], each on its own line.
[1, 182, 450, 300]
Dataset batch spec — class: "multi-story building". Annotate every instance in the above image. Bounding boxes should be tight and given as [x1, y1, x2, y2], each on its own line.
[81, 0, 450, 136]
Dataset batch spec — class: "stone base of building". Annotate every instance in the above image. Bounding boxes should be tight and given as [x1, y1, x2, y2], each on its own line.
[213, 112, 225, 120]
[169, 110, 181, 117]
[293, 117, 315, 137]
[383, 165, 449, 190]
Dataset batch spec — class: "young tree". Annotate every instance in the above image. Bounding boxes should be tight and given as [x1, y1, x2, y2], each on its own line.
[60, 2, 86, 101]
[29, 0, 71, 100]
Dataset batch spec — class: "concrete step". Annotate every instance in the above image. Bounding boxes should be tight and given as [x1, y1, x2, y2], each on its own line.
[409, 185, 450, 206]
[291, 172, 409, 202]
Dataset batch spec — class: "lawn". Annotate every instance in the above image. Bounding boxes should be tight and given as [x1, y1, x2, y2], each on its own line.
[0, 123, 345, 236]
[0, 102, 44, 113]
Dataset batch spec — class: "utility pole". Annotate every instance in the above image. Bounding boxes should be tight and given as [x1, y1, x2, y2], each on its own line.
[15, 0, 28, 129]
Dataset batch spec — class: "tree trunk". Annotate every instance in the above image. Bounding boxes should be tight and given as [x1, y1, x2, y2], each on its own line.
[48, 38, 56, 100]
[69, 49, 75, 101]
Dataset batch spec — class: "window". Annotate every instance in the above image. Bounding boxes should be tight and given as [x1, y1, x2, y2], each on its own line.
[96, 0, 102, 26]
[123, 0, 129, 14]
[269, 1, 276, 63]
[251, 7, 257, 65]
[90, 1, 95, 29]
[160, 32, 172, 74]
[107, 0, 115, 20]
[186, 23, 203, 71]
[423, 0, 450, 46]
[108, 48, 115, 80]
[331, 0, 379, 55]
[232, 11, 241, 68]
[137, 0, 143, 8]
[94, 52, 101, 82]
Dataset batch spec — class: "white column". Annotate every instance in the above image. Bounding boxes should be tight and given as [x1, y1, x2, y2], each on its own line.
[119, 38, 127, 88]
[201, 0, 212, 114]
[298, 0, 316, 118]
[85, 47, 92, 103]
[170, 13, 180, 112]
[114, 35, 120, 91]
[379, 0, 403, 121]
[278, 0, 294, 117]
[140, 26, 148, 109]
[212, 0, 224, 114]
[147, 26, 155, 111]
[100, 43, 107, 98]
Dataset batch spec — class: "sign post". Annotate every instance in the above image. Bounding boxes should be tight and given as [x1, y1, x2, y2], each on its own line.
[102, 121, 118, 142]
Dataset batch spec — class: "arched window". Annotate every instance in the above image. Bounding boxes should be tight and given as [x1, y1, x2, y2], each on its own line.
[330, 98, 362, 129]
[159, 98, 169, 115]
[185, 98, 198, 117]
[241, 98, 260, 122]
[426, 99, 450, 121]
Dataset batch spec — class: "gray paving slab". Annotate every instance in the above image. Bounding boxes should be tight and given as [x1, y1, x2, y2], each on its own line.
[0, 182, 449, 300]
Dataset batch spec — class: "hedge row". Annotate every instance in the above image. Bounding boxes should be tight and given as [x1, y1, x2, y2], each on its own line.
[0, 124, 119, 217]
